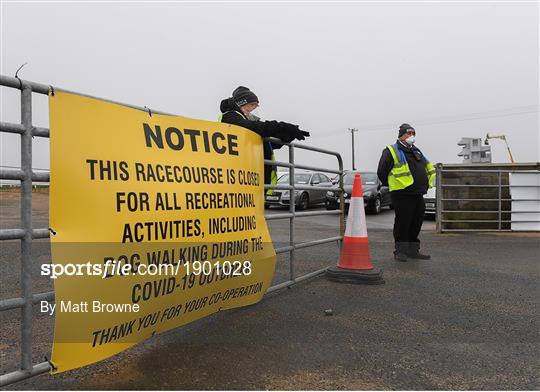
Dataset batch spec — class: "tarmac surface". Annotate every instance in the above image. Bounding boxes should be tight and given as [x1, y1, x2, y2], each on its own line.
[1, 190, 539, 390]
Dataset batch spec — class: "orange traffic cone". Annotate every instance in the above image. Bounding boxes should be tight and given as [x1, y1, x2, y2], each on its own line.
[326, 173, 384, 284]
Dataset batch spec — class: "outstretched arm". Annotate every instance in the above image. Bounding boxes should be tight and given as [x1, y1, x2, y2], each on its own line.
[221, 112, 309, 142]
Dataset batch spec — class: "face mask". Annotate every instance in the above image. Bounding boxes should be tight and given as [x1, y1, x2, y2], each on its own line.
[405, 135, 416, 145]
[241, 106, 261, 121]
[249, 107, 262, 120]
[246, 112, 260, 121]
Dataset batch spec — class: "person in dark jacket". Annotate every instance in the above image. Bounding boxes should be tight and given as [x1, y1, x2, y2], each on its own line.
[219, 86, 310, 186]
[377, 123, 436, 262]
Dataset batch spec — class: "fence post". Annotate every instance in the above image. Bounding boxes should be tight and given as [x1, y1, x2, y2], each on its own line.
[498, 171, 502, 230]
[436, 163, 442, 233]
[20, 82, 34, 372]
[288, 145, 295, 281]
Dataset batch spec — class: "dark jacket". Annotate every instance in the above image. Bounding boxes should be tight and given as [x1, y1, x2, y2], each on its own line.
[377, 140, 429, 195]
[219, 98, 301, 141]
[219, 98, 297, 184]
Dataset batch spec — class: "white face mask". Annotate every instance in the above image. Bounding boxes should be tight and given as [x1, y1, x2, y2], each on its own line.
[242, 107, 262, 121]
[405, 135, 416, 145]
[246, 112, 260, 121]
[249, 107, 262, 120]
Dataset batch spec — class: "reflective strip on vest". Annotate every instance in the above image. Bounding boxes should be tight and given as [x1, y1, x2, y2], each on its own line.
[393, 172, 412, 178]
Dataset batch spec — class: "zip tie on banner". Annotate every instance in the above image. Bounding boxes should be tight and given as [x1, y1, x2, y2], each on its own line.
[144, 106, 152, 117]
[44, 356, 58, 373]
[49, 85, 55, 96]
[49, 227, 57, 236]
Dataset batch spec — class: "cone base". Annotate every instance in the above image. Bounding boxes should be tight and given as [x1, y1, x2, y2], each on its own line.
[326, 266, 385, 285]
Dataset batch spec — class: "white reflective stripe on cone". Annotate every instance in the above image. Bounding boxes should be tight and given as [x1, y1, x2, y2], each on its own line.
[345, 196, 368, 238]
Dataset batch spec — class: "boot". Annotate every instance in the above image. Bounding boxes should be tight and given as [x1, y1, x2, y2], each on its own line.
[394, 253, 408, 262]
[394, 242, 409, 262]
[407, 242, 431, 260]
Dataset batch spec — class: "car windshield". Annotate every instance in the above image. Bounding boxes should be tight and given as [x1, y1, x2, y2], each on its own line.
[277, 173, 312, 184]
[343, 173, 378, 185]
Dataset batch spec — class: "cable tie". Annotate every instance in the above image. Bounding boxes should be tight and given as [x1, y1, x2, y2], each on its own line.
[14, 63, 27, 78]
[49, 85, 55, 96]
[144, 106, 152, 117]
[49, 228, 57, 236]
[14, 63, 27, 90]
[44, 356, 58, 372]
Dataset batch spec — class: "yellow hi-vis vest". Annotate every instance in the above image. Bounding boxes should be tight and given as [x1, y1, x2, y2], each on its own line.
[218, 111, 278, 195]
[268, 152, 277, 196]
[387, 143, 436, 191]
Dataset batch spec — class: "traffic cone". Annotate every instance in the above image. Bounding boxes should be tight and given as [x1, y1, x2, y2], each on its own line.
[326, 173, 384, 284]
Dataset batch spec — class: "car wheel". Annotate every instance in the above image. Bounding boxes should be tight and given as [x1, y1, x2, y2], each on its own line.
[368, 197, 381, 214]
[298, 193, 309, 210]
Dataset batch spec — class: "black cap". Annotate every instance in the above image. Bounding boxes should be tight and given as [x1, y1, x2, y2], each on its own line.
[398, 123, 415, 137]
[232, 86, 259, 107]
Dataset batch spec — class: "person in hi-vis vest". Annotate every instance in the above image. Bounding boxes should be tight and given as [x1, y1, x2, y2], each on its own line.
[219, 86, 310, 193]
[377, 123, 436, 262]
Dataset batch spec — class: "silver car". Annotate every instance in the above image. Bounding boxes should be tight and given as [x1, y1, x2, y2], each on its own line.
[265, 172, 334, 210]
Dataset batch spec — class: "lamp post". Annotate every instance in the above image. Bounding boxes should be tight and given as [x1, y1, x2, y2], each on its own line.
[349, 128, 358, 170]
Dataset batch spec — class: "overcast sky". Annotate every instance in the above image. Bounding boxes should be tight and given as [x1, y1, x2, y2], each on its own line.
[1, 1, 538, 175]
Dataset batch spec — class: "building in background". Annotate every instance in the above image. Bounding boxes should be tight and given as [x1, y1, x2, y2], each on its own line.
[457, 137, 492, 163]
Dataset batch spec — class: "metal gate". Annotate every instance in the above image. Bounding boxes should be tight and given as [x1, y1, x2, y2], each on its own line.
[435, 163, 540, 232]
[0, 75, 344, 386]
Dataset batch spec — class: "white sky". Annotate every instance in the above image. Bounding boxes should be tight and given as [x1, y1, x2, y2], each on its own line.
[1, 1, 539, 174]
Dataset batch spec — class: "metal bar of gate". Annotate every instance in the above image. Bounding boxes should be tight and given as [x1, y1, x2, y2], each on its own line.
[0, 75, 345, 386]
[440, 169, 539, 173]
[440, 198, 540, 202]
[289, 145, 295, 280]
[439, 184, 539, 188]
[20, 82, 33, 372]
[436, 163, 442, 233]
[498, 172, 502, 230]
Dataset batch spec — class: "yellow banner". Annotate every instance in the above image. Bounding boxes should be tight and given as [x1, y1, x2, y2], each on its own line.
[48, 92, 276, 373]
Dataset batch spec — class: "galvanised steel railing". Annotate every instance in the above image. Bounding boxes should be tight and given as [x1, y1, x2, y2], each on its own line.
[0, 74, 344, 386]
[263, 138, 344, 292]
[435, 164, 540, 232]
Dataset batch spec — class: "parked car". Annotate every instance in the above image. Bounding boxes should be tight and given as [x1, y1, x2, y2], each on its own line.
[424, 186, 436, 218]
[265, 172, 333, 210]
[326, 171, 392, 214]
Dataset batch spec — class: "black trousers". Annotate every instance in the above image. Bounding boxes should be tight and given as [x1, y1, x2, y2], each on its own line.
[390, 193, 425, 254]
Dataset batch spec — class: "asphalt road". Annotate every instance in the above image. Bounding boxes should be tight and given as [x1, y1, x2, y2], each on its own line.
[265, 203, 436, 231]
[1, 190, 538, 390]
